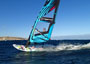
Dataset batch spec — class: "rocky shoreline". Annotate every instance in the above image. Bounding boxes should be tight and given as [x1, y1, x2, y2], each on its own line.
[0, 37, 26, 41]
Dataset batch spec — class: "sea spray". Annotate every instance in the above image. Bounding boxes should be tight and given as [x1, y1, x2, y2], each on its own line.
[42, 42, 90, 52]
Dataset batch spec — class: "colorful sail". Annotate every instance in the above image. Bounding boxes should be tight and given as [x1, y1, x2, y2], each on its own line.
[28, 0, 60, 44]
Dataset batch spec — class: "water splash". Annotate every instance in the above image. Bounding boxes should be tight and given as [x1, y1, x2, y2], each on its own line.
[42, 42, 90, 52]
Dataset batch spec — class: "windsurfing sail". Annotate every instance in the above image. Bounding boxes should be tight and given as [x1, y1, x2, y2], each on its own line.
[26, 0, 60, 46]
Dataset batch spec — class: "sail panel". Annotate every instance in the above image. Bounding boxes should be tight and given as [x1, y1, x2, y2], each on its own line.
[29, 0, 60, 44]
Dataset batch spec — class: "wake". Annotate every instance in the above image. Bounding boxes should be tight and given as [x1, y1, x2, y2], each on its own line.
[42, 42, 90, 52]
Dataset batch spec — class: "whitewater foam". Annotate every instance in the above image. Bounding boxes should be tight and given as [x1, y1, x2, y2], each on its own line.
[42, 42, 90, 52]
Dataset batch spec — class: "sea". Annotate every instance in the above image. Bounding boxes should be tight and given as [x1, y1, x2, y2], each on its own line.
[0, 40, 90, 64]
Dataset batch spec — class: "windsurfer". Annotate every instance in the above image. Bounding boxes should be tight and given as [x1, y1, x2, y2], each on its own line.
[25, 0, 60, 48]
[25, 28, 47, 48]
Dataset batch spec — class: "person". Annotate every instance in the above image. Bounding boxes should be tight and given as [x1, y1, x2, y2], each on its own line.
[25, 28, 46, 48]
[43, 28, 46, 32]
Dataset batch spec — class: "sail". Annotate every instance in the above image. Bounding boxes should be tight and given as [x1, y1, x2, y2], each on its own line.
[28, 0, 60, 44]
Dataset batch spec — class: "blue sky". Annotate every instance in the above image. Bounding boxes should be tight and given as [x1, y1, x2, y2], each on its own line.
[0, 0, 90, 38]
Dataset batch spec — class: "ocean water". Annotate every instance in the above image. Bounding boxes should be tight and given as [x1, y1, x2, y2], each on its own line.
[0, 40, 90, 64]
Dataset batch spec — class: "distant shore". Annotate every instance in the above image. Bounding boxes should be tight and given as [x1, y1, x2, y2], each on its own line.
[0, 37, 27, 41]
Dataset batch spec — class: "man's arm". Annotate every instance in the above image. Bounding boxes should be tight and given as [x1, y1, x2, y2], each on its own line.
[32, 26, 51, 40]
